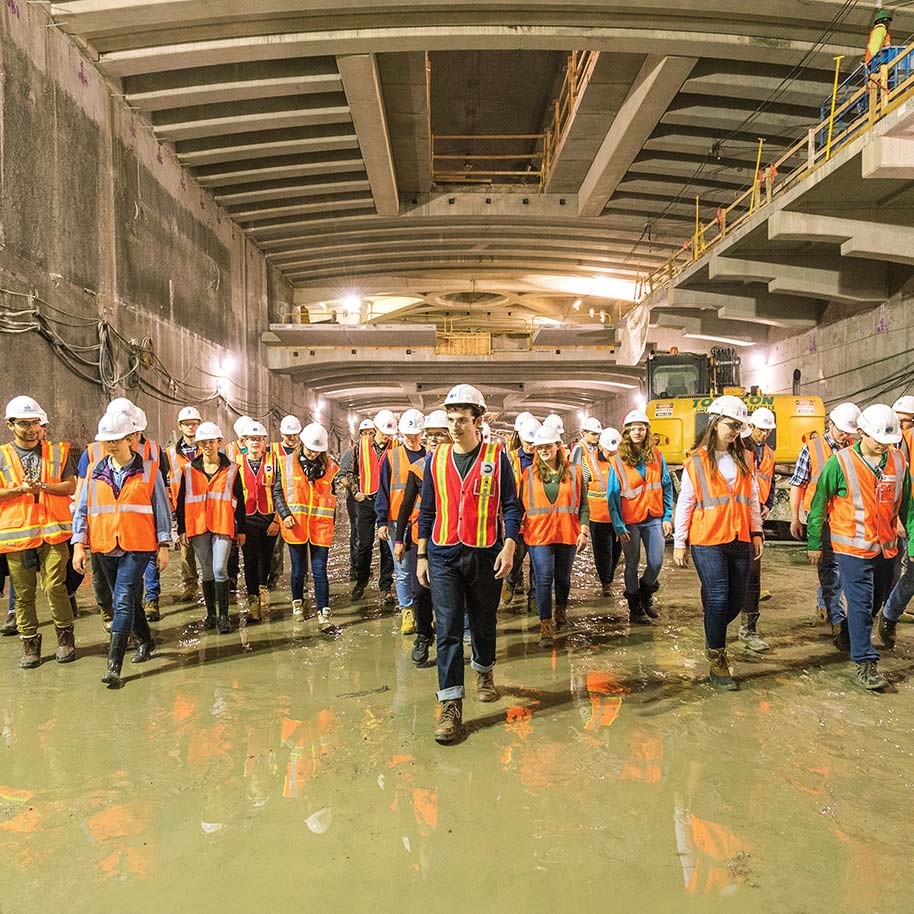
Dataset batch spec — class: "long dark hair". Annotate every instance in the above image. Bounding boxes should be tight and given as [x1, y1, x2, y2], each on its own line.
[507, 430, 522, 452]
[534, 445, 572, 483]
[618, 424, 656, 467]
[692, 416, 750, 478]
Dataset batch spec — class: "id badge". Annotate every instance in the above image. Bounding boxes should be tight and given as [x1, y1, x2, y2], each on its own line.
[473, 460, 496, 497]
[877, 477, 896, 504]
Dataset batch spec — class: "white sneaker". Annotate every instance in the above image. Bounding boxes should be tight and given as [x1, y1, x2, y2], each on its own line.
[317, 608, 333, 632]
[292, 599, 304, 618]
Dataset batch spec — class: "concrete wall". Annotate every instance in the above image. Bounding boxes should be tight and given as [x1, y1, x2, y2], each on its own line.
[0, 4, 340, 450]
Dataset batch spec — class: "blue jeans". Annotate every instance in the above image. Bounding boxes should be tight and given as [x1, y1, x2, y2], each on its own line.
[190, 533, 233, 583]
[289, 542, 330, 609]
[387, 538, 415, 609]
[96, 551, 154, 635]
[835, 552, 897, 663]
[143, 555, 160, 602]
[428, 543, 501, 700]
[690, 540, 750, 649]
[884, 543, 914, 621]
[527, 543, 576, 620]
[819, 521, 845, 624]
[621, 516, 665, 595]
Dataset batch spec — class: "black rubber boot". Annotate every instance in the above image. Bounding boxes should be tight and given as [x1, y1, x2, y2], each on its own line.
[638, 578, 660, 619]
[102, 632, 130, 688]
[201, 580, 217, 630]
[626, 591, 650, 624]
[131, 611, 156, 664]
[215, 581, 232, 634]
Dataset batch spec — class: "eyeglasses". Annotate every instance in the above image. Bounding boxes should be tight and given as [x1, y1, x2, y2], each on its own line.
[11, 419, 41, 429]
[720, 419, 743, 431]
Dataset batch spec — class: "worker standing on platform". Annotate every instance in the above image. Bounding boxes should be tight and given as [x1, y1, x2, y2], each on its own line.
[865, 9, 893, 65]
[349, 410, 396, 603]
[165, 406, 203, 603]
[609, 410, 674, 623]
[417, 384, 521, 744]
[503, 416, 541, 612]
[790, 402, 860, 632]
[175, 422, 246, 634]
[519, 424, 589, 647]
[72, 411, 171, 689]
[807, 404, 914, 691]
[674, 396, 763, 690]
[739, 408, 777, 652]
[0, 396, 78, 668]
[377, 409, 426, 634]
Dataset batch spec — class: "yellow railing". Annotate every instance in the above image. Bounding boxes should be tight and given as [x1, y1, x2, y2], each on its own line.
[543, 50, 600, 184]
[431, 134, 546, 187]
[642, 41, 914, 300]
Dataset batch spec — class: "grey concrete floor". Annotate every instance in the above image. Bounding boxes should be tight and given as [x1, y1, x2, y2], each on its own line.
[1, 539, 913, 913]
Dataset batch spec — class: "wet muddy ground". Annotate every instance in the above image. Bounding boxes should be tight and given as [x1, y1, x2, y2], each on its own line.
[2, 537, 913, 913]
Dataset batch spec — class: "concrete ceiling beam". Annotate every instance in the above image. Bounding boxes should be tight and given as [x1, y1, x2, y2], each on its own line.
[215, 175, 370, 206]
[378, 52, 431, 194]
[195, 151, 367, 187]
[337, 54, 399, 217]
[578, 55, 696, 217]
[861, 136, 914, 180]
[232, 194, 376, 223]
[666, 287, 819, 328]
[175, 130, 359, 166]
[682, 62, 833, 109]
[661, 97, 816, 136]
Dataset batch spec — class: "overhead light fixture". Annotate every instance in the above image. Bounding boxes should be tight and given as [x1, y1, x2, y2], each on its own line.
[683, 333, 754, 347]
[599, 310, 606, 324]
[589, 308, 595, 318]
[572, 299, 582, 311]
[341, 295, 361, 314]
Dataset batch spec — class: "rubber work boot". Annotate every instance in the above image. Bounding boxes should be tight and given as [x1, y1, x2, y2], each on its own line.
[201, 580, 217, 630]
[626, 591, 650, 625]
[434, 699, 463, 744]
[638, 579, 660, 620]
[411, 634, 431, 665]
[475, 669, 499, 702]
[55, 625, 77, 663]
[832, 619, 851, 654]
[102, 632, 129, 688]
[259, 585, 274, 621]
[500, 580, 515, 605]
[878, 614, 897, 649]
[292, 598, 305, 619]
[707, 647, 739, 690]
[855, 660, 887, 691]
[18, 633, 42, 669]
[351, 579, 367, 601]
[738, 612, 769, 652]
[539, 618, 555, 648]
[317, 607, 333, 633]
[1, 613, 18, 636]
[131, 611, 155, 664]
[349, 568, 358, 582]
[144, 598, 160, 622]
[246, 593, 262, 624]
[526, 593, 538, 615]
[554, 603, 568, 630]
[215, 581, 232, 634]
[180, 581, 198, 601]
[601, 582, 613, 598]
[400, 606, 416, 635]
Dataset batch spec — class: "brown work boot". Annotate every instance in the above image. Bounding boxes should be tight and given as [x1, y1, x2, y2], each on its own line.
[539, 618, 555, 648]
[601, 582, 613, 598]
[19, 633, 42, 669]
[180, 582, 198, 601]
[434, 699, 464, 744]
[554, 604, 568, 630]
[475, 669, 499, 702]
[55, 625, 77, 663]
[259, 585, 276, 621]
[143, 598, 160, 622]
[707, 647, 739, 690]
[500, 579, 515, 605]
[246, 593, 262, 624]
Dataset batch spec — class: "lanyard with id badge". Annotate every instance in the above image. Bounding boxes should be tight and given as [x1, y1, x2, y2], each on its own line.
[473, 459, 496, 497]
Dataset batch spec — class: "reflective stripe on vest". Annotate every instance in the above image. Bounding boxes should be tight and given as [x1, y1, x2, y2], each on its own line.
[521, 462, 582, 546]
[280, 453, 338, 546]
[685, 448, 753, 546]
[388, 445, 421, 522]
[611, 452, 664, 526]
[431, 441, 502, 548]
[829, 447, 904, 558]
[586, 460, 612, 525]
[183, 461, 239, 537]
[240, 454, 275, 515]
[359, 436, 389, 497]
[407, 458, 424, 526]
[86, 458, 158, 553]
[802, 434, 833, 513]
[754, 444, 775, 506]
[166, 445, 197, 510]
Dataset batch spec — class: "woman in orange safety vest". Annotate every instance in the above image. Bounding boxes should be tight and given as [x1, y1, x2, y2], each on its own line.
[519, 424, 590, 648]
[673, 396, 763, 690]
[273, 422, 339, 634]
[176, 422, 246, 634]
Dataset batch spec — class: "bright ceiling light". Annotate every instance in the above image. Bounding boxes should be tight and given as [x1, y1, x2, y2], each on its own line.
[588, 275, 637, 300]
[572, 299, 582, 311]
[750, 350, 768, 369]
[683, 333, 754, 347]
[341, 295, 361, 314]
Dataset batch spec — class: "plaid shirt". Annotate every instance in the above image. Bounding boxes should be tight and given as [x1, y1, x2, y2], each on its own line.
[788, 431, 841, 487]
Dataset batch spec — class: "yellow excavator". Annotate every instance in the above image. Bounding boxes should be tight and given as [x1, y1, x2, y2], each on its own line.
[644, 347, 825, 535]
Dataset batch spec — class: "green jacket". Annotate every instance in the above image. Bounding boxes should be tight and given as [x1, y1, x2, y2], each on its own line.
[807, 442, 914, 556]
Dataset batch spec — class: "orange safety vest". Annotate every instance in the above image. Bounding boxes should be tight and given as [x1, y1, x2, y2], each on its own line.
[801, 434, 834, 513]
[865, 23, 891, 64]
[610, 452, 664, 526]
[407, 458, 425, 526]
[85, 441, 105, 464]
[225, 440, 247, 462]
[684, 447, 753, 546]
[0, 441, 74, 553]
[271, 442, 297, 462]
[166, 443, 199, 511]
[899, 427, 914, 465]
[183, 461, 239, 537]
[753, 443, 776, 506]
[279, 454, 338, 547]
[385, 445, 423, 523]
[828, 446, 905, 559]
[430, 441, 502, 548]
[239, 452, 276, 516]
[520, 463, 582, 547]
[85, 458, 158, 553]
[358, 436, 390, 497]
[587, 457, 612, 525]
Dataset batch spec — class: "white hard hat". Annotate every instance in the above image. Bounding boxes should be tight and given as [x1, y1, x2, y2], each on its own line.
[107, 397, 135, 416]
[599, 427, 622, 452]
[748, 407, 776, 430]
[708, 395, 749, 426]
[300, 422, 329, 452]
[829, 402, 861, 435]
[893, 395, 914, 417]
[399, 408, 425, 435]
[244, 421, 268, 438]
[856, 404, 902, 444]
[5, 396, 44, 421]
[194, 421, 223, 442]
[519, 417, 542, 445]
[373, 409, 398, 436]
[533, 425, 562, 447]
[424, 409, 448, 430]
[178, 406, 203, 423]
[581, 417, 603, 434]
[280, 414, 303, 435]
[233, 415, 252, 439]
[481, 422, 492, 442]
[130, 407, 148, 433]
[358, 418, 375, 432]
[514, 411, 535, 432]
[444, 384, 486, 410]
[543, 413, 565, 435]
[95, 411, 135, 442]
[38, 410, 49, 427]
[622, 409, 650, 426]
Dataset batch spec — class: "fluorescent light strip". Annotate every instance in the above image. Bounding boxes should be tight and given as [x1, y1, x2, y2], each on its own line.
[682, 333, 754, 348]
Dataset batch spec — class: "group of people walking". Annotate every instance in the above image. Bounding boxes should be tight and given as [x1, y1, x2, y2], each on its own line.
[2, 382, 914, 742]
